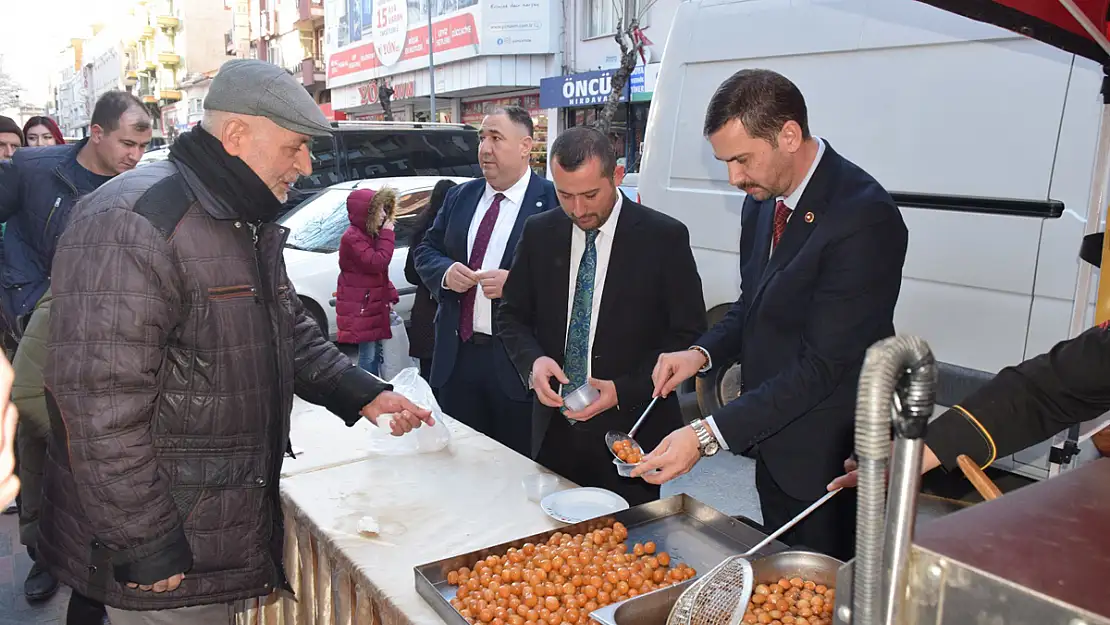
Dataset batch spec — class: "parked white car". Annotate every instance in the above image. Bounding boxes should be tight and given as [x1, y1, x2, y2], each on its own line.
[279, 176, 473, 341]
[138, 147, 170, 166]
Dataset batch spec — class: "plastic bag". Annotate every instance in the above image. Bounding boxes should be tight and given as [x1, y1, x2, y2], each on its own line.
[379, 310, 416, 380]
[366, 366, 452, 455]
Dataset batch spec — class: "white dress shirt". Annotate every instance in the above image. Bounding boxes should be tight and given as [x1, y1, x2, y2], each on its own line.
[562, 192, 624, 388]
[706, 138, 826, 449]
[460, 170, 532, 335]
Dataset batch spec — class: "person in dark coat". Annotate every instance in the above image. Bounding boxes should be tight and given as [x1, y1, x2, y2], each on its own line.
[643, 69, 908, 561]
[404, 179, 457, 380]
[336, 186, 400, 376]
[39, 60, 431, 624]
[828, 320, 1110, 491]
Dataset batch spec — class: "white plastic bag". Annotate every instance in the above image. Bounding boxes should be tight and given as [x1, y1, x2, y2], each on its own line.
[367, 366, 452, 455]
[379, 310, 416, 380]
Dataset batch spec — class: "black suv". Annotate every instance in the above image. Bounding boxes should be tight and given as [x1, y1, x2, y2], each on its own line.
[281, 120, 482, 215]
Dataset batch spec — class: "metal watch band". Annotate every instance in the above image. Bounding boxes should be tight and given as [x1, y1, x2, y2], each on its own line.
[691, 419, 713, 453]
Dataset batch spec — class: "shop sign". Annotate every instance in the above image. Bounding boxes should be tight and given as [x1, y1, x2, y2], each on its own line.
[372, 0, 408, 66]
[356, 80, 416, 106]
[539, 65, 655, 109]
[325, 0, 555, 88]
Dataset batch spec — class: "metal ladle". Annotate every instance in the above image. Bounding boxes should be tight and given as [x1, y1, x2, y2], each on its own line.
[605, 396, 660, 462]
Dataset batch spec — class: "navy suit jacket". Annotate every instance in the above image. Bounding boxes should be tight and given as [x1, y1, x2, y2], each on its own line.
[412, 172, 557, 400]
[696, 143, 908, 500]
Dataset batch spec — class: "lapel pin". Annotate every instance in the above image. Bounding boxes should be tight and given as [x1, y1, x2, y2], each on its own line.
[804, 212, 815, 223]
[536, 201, 543, 207]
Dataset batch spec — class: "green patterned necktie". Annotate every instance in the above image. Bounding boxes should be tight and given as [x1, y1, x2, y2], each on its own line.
[563, 229, 599, 397]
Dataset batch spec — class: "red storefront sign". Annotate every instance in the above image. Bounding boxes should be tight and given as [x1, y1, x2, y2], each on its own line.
[356, 80, 416, 106]
[327, 13, 479, 80]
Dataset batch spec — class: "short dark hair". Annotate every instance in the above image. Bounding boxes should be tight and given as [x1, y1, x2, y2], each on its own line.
[91, 91, 152, 134]
[550, 126, 617, 179]
[703, 69, 810, 144]
[492, 105, 534, 138]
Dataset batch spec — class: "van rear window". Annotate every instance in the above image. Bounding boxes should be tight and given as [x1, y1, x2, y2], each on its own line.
[342, 130, 482, 180]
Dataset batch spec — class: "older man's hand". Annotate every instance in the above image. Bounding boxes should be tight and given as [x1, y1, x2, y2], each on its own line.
[128, 573, 185, 593]
[0, 355, 20, 510]
[361, 391, 435, 436]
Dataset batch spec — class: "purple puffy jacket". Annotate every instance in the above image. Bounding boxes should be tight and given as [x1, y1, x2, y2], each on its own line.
[336, 188, 399, 344]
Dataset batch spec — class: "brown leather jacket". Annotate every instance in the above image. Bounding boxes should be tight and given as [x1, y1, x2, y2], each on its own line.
[39, 160, 387, 610]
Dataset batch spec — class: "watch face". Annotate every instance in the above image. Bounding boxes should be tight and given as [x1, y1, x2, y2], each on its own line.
[705, 441, 720, 456]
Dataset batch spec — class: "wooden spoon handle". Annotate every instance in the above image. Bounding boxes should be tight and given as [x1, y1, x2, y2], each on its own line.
[957, 454, 1003, 501]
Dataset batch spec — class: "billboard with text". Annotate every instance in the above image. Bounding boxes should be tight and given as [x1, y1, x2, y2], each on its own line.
[325, 0, 554, 89]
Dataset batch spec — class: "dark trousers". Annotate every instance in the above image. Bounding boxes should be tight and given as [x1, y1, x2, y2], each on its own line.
[438, 339, 531, 456]
[755, 455, 856, 562]
[67, 590, 107, 625]
[418, 357, 433, 383]
[536, 414, 660, 507]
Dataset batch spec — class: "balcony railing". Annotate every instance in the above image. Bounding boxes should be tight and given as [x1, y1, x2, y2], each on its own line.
[157, 15, 181, 30]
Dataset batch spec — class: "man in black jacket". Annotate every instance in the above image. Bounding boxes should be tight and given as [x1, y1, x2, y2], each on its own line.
[642, 69, 908, 560]
[498, 127, 707, 505]
[828, 321, 1110, 491]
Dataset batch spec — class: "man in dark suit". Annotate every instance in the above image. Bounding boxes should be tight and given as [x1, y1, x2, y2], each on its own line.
[637, 69, 909, 560]
[498, 127, 707, 505]
[413, 106, 557, 455]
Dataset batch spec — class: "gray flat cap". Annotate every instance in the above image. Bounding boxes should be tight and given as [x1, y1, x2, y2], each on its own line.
[205, 59, 333, 137]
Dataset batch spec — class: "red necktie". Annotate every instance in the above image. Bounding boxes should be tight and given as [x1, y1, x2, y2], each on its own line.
[772, 200, 791, 249]
[458, 193, 504, 342]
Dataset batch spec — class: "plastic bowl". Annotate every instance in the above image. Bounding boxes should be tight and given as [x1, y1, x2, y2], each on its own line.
[522, 473, 560, 502]
[613, 457, 661, 478]
[563, 383, 601, 412]
[613, 458, 637, 477]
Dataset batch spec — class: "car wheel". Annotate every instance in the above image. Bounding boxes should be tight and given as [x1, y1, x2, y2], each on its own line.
[695, 361, 751, 456]
[695, 361, 744, 415]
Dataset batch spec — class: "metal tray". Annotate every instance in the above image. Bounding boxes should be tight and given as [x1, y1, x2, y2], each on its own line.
[414, 494, 789, 625]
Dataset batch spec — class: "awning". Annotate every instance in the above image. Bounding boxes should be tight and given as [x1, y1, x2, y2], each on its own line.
[914, 0, 1110, 65]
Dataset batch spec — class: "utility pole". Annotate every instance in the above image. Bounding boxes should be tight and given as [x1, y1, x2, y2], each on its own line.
[428, 0, 436, 121]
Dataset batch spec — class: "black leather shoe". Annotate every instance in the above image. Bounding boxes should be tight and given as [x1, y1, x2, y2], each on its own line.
[24, 561, 58, 602]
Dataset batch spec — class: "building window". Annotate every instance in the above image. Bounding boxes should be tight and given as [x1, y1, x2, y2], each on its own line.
[583, 0, 650, 39]
[267, 39, 283, 68]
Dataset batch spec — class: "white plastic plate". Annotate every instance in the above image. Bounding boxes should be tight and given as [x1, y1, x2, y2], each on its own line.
[540, 487, 630, 524]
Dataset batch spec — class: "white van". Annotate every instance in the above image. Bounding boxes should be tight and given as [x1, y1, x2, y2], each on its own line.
[640, 0, 1105, 479]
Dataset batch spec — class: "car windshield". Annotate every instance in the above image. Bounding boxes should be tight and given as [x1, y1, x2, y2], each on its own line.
[279, 189, 352, 253]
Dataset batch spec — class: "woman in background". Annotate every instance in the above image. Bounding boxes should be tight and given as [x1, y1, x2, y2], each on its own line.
[405, 179, 457, 381]
[336, 187, 400, 376]
[22, 116, 65, 147]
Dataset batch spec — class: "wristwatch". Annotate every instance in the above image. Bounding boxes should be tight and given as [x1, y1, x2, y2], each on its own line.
[690, 419, 721, 457]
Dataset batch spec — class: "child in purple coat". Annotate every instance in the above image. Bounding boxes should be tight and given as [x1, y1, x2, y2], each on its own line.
[336, 187, 400, 375]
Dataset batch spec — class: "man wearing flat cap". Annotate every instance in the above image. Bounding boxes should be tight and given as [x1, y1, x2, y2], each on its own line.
[38, 59, 434, 624]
